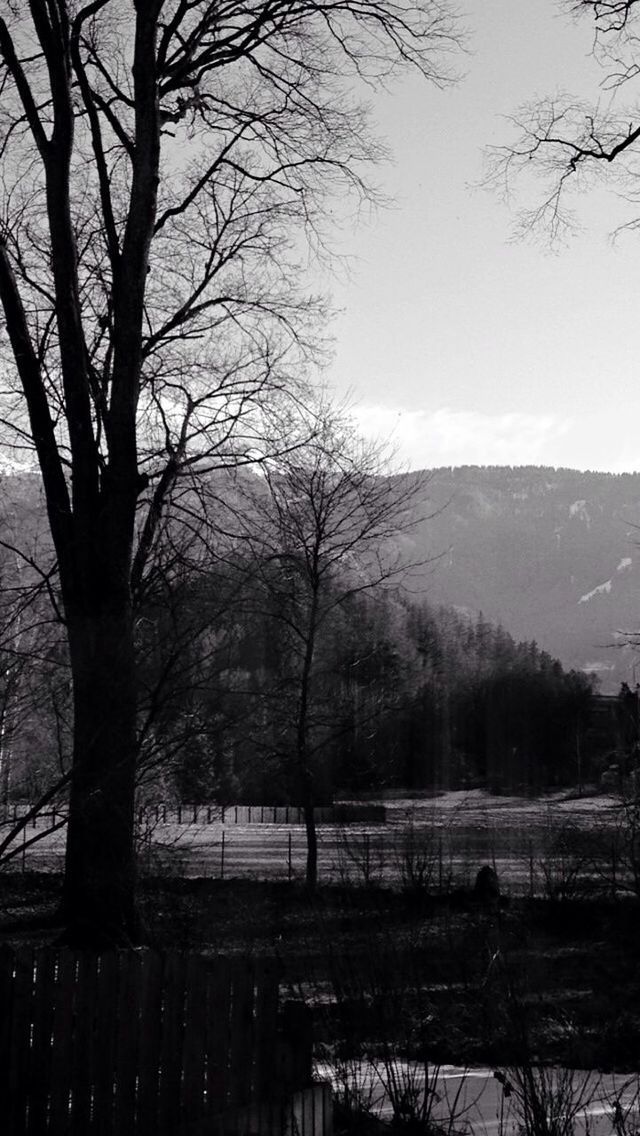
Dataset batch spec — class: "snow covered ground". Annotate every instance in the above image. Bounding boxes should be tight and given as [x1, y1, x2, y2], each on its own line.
[314, 1061, 640, 1136]
[4, 789, 625, 890]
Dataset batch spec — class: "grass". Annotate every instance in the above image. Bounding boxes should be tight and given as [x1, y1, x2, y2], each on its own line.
[2, 871, 640, 1071]
[3, 788, 629, 899]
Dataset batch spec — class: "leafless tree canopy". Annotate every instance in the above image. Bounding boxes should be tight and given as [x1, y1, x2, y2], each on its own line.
[486, 1, 640, 244]
[0, 0, 460, 585]
[0, 1, 460, 941]
[225, 403, 431, 886]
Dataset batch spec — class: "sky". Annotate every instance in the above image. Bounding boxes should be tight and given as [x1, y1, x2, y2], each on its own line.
[321, 1, 640, 473]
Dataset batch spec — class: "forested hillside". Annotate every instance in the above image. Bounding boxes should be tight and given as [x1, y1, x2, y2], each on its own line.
[7, 464, 640, 691]
[400, 466, 640, 691]
[0, 465, 630, 802]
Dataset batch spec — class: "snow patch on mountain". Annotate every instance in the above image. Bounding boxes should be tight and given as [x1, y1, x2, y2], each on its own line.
[584, 660, 616, 674]
[617, 557, 632, 573]
[579, 579, 612, 603]
[570, 500, 591, 527]
[469, 489, 494, 517]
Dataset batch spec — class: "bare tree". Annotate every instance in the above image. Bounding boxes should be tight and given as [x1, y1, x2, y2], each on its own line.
[485, 2, 640, 244]
[0, 480, 72, 809]
[0, 1, 460, 943]
[232, 404, 430, 888]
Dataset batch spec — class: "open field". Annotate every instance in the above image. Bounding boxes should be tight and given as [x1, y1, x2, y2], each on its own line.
[3, 792, 639, 1131]
[1, 790, 630, 895]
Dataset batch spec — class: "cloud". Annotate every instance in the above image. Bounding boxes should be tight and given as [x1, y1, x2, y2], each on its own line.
[352, 405, 574, 470]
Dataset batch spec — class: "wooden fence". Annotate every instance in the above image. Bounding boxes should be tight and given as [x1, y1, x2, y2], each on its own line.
[137, 803, 386, 827]
[0, 946, 321, 1136]
[4, 802, 387, 828]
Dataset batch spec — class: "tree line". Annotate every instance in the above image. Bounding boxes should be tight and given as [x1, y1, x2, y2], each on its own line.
[166, 591, 597, 805]
[1, 471, 597, 818]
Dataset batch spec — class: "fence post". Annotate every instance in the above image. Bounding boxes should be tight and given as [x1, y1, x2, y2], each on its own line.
[438, 835, 443, 891]
[221, 830, 226, 880]
[22, 824, 26, 871]
[288, 832, 292, 882]
[178, 805, 182, 825]
[529, 841, 535, 899]
[611, 839, 617, 900]
[364, 832, 370, 882]
[280, 1002, 313, 1088]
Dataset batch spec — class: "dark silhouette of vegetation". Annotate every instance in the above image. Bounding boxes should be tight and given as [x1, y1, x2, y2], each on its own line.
[123, 572, 598, 805]
[0, 1, 461, 944]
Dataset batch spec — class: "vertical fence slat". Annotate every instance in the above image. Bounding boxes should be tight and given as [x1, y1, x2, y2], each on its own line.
[137, 949, 164, 1133]
[252, 959, 279, 1102]
[70, 951, 100, 1135]
[7, 946, 34, 1136]
[27, 949, 57, 1136]
[183, 954, 207, 1132]
[49, 949, 78, 1131]
[0, 948, 14, 1106]
[158, 952, 187, 1136]
[228, 960, 255, 1108]
[92, 951, 119, 1136]
[113, 951, 142, 1134]
[302, 1081, 315, 1135]
[205, 957, 232, 1118]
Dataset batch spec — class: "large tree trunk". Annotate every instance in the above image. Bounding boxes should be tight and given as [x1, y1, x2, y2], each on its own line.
[61, 598, 141, 946]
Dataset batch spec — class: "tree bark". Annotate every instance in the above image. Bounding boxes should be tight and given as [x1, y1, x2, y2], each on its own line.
[61, 596, 141, 946]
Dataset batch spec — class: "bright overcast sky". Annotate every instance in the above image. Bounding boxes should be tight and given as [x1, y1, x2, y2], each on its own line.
[321, 1, 640, 473]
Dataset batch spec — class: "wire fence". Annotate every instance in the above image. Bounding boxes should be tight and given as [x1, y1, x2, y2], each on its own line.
[0, 805, 631, 898]
[1, 788, 635, 905]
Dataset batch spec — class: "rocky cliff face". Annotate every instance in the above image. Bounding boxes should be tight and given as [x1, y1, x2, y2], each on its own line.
[402, 466, 640, 691]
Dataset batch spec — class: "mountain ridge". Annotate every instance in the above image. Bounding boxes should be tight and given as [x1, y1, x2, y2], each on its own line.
[400, 464, 640, 691]
[3, 463, 640, 691]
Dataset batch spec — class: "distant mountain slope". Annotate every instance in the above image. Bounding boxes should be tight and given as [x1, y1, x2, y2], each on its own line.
[402, 466, 640, 691]
[5, 464, 640, 691]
